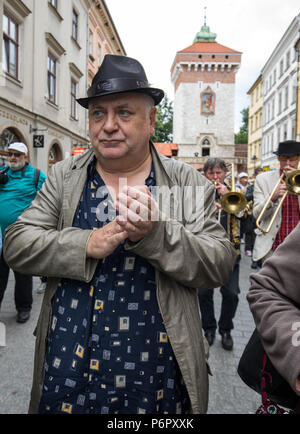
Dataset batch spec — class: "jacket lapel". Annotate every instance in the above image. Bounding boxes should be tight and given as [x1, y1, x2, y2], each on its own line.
[62, 150, 94, 228]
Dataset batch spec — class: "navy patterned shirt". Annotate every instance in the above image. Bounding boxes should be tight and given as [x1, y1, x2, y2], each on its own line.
[39, 158, 190, 414]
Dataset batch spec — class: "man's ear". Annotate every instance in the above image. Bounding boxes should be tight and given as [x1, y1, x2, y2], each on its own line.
[149, 107, 157, 136]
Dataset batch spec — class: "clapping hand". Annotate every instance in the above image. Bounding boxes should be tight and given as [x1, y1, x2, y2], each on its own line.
[115, 185, 158, 243]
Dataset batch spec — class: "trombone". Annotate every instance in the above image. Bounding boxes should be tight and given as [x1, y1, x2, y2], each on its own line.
[220, 163, 247, 214]
[256, 169, 300, 234]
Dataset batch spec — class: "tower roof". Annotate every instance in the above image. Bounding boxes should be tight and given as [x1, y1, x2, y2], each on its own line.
[193, 8, 217, 42]
[179, 9, 241, 55]
[178, 41, 242, 55]
[194, 24, 217, 42]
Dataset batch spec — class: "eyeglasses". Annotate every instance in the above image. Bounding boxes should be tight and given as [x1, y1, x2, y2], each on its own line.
[8, 152, 23, 157]
[278, 155, 299, 162]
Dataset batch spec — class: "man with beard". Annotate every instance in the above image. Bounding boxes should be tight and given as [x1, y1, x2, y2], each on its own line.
[0, 142, 46, 323]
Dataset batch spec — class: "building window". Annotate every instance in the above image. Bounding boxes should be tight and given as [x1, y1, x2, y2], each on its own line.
[89, 30, 94, 61]
[48, 143, 63, 171]
[292, 119, 296, 140]
[283, 124, 287, 140]
[97, 44, 102, 66]
[278, 92, 282, 114]
[72, 9, 78, 41]
[202, 138, 210, 157]
[50, 0, 58, 9]
[279, 59, 284, 77]
[47, 54, 56, 103]
[286, 50, 290, 70]
[2, 12, 19, 79]
[284, 86, 288, 110]
[0, 127, 22, 152]
[71, 79, 77, 119]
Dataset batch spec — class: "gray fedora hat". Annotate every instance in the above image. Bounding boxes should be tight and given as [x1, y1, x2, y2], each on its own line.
[77, 55, 164, 108]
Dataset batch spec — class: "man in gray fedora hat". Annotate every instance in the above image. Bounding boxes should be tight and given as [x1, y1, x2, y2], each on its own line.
[3, 55, 236, 414]
[252, 139, 300, 264]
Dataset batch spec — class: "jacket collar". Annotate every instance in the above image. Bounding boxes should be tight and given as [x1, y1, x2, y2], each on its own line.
[70, 143, 175, 187]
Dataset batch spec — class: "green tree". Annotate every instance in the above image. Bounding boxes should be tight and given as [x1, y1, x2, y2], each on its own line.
[151, 95, 173, 143]
[235, 107, 249, 144]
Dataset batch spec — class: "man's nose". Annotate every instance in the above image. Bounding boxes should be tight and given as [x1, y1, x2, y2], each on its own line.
[103, 113, 118, 132]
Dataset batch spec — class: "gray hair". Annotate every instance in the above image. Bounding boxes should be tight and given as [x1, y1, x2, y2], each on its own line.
[203, 158, 227, 173]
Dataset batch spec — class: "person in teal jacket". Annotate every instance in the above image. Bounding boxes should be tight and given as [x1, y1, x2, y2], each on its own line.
[0, 142, 46, 323]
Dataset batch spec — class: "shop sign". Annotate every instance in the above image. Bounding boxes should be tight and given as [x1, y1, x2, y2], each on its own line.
[33, 135, 44, 148]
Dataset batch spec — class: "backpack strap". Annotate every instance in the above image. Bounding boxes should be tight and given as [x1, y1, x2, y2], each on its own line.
[34, 168, 41, 189]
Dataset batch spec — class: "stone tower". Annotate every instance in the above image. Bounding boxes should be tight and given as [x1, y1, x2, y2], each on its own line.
[171, 15, 242, 170]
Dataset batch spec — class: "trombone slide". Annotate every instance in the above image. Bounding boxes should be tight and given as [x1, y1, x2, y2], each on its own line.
[255, 173, 285, 234]
[256, 169, 300, 234]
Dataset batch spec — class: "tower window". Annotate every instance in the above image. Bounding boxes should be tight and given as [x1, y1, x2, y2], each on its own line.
[198, 55, 202, 59]
[202, 138, 211, 157]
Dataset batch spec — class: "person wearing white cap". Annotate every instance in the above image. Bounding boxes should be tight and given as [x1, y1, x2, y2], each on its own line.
[0, 142, 46, 323]
[236, 172, 249, 193]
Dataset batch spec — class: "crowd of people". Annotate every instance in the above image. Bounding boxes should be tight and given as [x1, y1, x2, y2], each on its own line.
[1, 53, 300, 414]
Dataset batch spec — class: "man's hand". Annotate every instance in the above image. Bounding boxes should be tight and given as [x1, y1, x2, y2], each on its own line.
[216, 183, 229, 196]
[86, 220, 128, 259]
[115, 185, 158, 243]
[271, 181, 287, 202]
[215, 201, 222, 215]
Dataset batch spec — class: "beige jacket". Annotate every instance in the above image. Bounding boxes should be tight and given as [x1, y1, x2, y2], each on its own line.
[3, 145, 236, 414]
[253, 170, 300, 261]
[247, 222, 300, 397]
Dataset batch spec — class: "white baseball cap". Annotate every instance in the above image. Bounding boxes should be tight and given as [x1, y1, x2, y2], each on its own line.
[8, 142, 28, 155]
[238, 172, 248, 178]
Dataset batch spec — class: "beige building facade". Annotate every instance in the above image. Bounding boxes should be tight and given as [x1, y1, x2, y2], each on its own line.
[88, 0, 125, 86]
[247, 75, 262, 175]
[0, 0, 124, 174]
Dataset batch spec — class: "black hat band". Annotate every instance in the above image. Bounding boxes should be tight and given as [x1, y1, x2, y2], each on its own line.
[88, 78, 150, 97]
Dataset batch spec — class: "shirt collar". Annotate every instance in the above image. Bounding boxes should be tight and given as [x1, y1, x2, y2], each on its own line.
[87, 157, 156, 187]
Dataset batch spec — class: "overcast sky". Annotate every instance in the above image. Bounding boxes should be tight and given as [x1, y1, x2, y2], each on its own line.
[105, 0, 300, 132]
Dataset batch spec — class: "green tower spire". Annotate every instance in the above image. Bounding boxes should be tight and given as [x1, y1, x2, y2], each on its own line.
[193, 7, 217, 42]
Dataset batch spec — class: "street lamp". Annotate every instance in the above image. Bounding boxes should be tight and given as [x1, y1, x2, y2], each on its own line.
[252, 155, 257, 171]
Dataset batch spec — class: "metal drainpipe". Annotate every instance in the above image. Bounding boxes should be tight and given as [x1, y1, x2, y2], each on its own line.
[31, 0, 38, 166]
[84, 5, 89, 143]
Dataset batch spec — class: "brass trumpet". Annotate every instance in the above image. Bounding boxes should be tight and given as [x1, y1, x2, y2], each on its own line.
[256, 169, 300, 234]
[220, 163, 247, 214]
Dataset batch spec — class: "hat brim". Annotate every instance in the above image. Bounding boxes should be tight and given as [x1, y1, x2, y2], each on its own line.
[273, 151, 300, 156]
[77, 87, 165, 109]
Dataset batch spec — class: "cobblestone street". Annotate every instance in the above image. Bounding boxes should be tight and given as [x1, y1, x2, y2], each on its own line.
[0, 251, 260, 414]
[206, 252, 260, 413]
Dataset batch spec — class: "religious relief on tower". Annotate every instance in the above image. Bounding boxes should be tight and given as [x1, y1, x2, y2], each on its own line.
[201, 87, 215, 115]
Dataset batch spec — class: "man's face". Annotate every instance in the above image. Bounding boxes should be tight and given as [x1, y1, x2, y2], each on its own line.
[7, 151, 27, 171]
[204, 166, 226, 184]
[278, 155, 300, 173]
[239, 176, 248, 186]
[88, 92, 156, 164]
